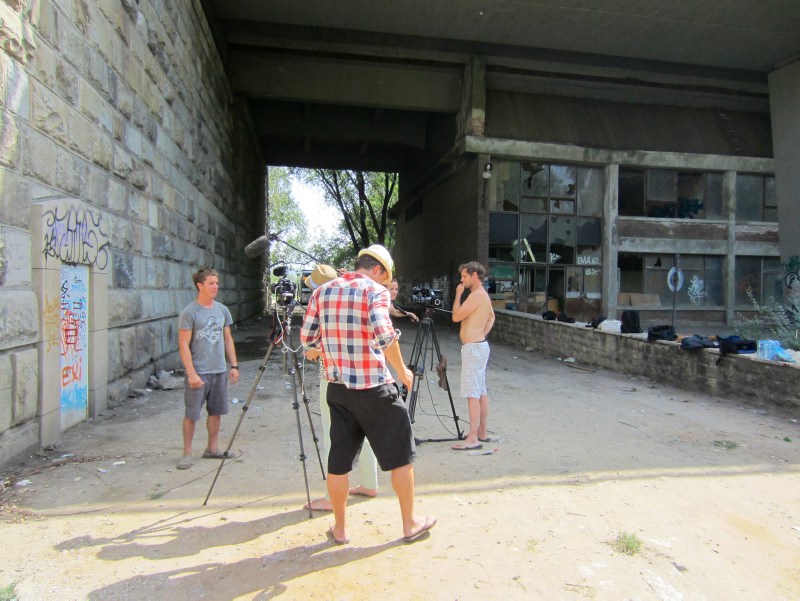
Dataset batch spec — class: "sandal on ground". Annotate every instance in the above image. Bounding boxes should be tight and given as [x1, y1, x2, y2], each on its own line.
[177, 455, 193, 470]
[202, 449, 226, 459]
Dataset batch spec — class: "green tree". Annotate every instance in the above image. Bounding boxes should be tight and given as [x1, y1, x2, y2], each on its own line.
[267, 166, 308, 269]
[291, 169, 398, 254]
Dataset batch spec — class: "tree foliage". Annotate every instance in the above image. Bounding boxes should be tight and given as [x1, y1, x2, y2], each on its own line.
[267, 166, 308, 269]
[291, 169, 398, 256]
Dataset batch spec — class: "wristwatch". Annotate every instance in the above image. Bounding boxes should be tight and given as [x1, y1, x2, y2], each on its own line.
[230, 365, 239, 370]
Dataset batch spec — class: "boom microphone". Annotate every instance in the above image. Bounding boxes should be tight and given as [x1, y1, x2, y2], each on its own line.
[244, 235, 271, 258]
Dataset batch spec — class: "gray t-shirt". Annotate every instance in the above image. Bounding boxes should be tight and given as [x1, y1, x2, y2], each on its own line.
[178, 301, 233, 374]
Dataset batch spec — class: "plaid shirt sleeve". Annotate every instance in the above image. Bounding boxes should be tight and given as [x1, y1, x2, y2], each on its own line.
[299, 288, 322, 349]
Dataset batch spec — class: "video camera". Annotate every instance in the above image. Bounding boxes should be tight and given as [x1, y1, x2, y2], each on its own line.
[270, 265, 297, 306]
[409, 287, 443, 310]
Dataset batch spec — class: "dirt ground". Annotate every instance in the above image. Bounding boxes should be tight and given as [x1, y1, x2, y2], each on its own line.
[1, 316, 800, 600]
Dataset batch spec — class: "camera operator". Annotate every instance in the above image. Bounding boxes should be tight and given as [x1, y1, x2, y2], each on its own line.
[302, 264, 380, 511]
[300, 245, 436, 544]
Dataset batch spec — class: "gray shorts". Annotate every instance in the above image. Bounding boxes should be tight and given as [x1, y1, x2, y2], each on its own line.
[184, 372, 229, 421]
[460, 341, 490, 399]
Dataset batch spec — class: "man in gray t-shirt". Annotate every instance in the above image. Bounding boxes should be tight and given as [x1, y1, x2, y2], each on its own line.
[176, 267, 239, 470]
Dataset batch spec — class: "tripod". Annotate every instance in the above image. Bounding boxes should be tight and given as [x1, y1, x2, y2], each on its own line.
[203, 301, 325, 517]
[405, 317, 464, 444]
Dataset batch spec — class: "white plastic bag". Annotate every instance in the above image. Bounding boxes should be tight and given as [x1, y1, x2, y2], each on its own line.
[598, 319, 621, 333]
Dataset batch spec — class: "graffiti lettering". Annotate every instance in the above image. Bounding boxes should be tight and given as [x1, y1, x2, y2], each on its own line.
[61, 358, 83, 387]
[787, 272, 799, 289]
[687, 275, 706, 306]
[577, 256, 600, 265]
[42, 205, 109, 269]
[585, 268, 601, 276]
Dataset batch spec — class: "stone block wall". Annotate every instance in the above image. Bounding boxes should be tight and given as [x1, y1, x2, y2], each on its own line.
[491, 310, 800, 411]
[0, 0, 266, 462]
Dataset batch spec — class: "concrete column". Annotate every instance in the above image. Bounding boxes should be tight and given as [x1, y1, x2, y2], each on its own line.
[602, 164, 619, 318]
[459, 57, 486, 139]
[768, 60, 800, 306]
[723, 171, 736, 323]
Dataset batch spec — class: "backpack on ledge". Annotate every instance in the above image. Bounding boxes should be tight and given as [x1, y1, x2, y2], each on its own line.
[621, 310, 642, 333]
[647, 324, 677, 342]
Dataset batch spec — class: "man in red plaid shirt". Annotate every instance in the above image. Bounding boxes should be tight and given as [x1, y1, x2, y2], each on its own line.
[300, 244, 437, 544]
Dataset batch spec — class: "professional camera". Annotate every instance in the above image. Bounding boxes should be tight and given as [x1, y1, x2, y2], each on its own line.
[409, 287, 443, 309]
[270, 266, 297, 306]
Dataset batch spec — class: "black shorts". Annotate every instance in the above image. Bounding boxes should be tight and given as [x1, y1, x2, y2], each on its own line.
[326, 382, 416, 474]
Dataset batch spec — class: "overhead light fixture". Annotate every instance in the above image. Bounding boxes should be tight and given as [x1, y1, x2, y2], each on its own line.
[483, 163, 493, 179]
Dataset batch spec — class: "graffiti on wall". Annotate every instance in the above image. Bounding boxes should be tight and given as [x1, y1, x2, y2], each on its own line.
[42, 205, 109, 269]
[60, 265, 89, 417]
[783, 255, 799, 290]
[687, 276, 706, 306]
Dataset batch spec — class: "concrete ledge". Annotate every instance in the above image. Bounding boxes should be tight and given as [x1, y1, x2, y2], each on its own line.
[491, 309, 800, 411]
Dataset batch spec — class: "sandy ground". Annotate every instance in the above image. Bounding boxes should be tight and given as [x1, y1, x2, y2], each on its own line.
[1, 316, 800, 600]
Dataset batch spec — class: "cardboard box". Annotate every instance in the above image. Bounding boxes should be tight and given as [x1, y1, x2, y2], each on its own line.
[491, 299, 506, 309]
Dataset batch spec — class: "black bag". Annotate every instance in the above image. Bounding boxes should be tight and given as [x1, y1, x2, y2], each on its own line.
[717, 335, 756, 355]
[647, 325, 677, 341]
[556, 311, 576, 323]
[680, 335, 719, 350]
[541, 310, 557, 321]
[715, 335, 756, 366]
[621, 310, 642, 334]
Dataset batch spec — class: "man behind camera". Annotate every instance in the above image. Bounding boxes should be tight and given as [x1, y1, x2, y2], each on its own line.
[300, 244, 437, 544]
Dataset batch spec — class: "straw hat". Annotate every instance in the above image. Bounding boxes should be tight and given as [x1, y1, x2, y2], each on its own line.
[357, 244, 393, 284]
[304, 264, 338, 289]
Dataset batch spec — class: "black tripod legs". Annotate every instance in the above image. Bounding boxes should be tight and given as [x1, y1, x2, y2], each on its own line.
[203, 342, 277, 506]
[405, 318, 464, 444]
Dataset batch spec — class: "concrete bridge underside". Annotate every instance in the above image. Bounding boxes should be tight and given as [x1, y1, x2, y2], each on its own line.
[1, 0, 800, 462]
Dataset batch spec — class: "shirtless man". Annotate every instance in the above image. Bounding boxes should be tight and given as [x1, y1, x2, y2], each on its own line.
[450, 261, 495, 450]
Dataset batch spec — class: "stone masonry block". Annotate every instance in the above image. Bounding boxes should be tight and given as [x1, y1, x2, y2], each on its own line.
[68, 110, 94, 161]
[25, 0, 59, 49]
[60, 20, 88, 76]
[55, 58, 79, 104]
[1, 53, 30, 119]
[107, 288, 143, 326]
[55, 149, 87, 196]
[135, 322, 158, 366]
[106, 327, 121, 380]
[22, 127, 58, 186]
[31, 37, 57, 88]
[30, 80, 68, 143]
[0, 3, 36, 64]
[0, 170, 31, 229]
[0, 227, 31, 288]
[11, 348, 38, 423]
[0, 290, 38, 351]
[92, 129, 113, 169]
[0, 111, 20, 169]
[117, 325, 137, 373]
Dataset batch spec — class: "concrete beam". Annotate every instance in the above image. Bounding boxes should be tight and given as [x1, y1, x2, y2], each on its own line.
[249, 101, 427, 148]
[229, 49, 462, 113]
[463, 135, 774, 172]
